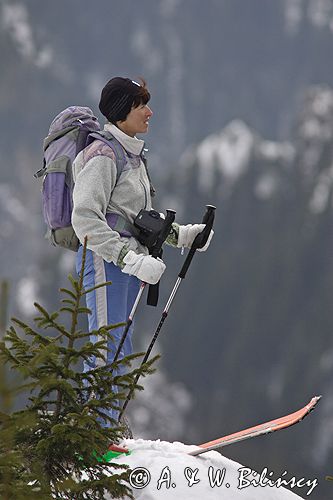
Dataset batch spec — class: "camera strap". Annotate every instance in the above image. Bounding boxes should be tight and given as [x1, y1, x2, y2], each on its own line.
[106, 212, 140, 239]
[146, 248, 163, 307]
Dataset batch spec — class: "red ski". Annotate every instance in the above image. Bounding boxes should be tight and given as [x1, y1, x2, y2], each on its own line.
[188, 395, 321, 456]
[104, 396, 321, 461]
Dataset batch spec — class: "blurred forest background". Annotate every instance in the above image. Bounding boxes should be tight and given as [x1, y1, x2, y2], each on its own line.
[1, 1, 333, 498]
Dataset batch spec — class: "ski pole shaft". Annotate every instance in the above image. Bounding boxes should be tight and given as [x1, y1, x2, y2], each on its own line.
[119, 281, 181, 420]
[112, 282, 146, 364]
[119, 205, 216, 420]
[112, 209, 176, 365]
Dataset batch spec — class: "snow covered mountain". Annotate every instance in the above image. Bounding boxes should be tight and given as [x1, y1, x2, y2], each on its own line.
[2, 0, 333, 168]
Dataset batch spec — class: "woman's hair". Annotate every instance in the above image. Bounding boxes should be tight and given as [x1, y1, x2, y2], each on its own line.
[132, 78, 150, 109]
[99, 77, 150, 123]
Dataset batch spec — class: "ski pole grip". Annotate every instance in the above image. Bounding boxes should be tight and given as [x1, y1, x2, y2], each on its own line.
[178, 204, 216, 279]
[150, 209, 176, 259]
[192, 204, 216, 251]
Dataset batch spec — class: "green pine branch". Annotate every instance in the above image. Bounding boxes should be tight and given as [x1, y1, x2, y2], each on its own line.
[0, 239, 158, 498]
[0, 281, 49, 499]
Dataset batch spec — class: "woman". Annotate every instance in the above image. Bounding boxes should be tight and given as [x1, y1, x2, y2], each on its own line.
[72, 77, 212, 425]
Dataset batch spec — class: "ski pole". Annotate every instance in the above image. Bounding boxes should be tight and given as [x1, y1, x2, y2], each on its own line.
[118, 204, 216, 420]
[112, 209, 176, 366]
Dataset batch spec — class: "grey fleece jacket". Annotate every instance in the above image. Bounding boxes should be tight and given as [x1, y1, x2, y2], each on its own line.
[71, 123, 151, 265]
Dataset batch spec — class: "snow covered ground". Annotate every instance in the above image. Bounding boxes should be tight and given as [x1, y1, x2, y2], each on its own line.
[107, 439, 315, 499]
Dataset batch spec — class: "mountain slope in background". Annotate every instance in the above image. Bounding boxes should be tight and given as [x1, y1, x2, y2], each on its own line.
[153, 85, 333, 499]
[2, 0, 333, 167]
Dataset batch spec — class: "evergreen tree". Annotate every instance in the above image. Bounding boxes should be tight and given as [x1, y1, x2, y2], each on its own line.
[1, 281, 47, 498]
[0, 242, 158, 499]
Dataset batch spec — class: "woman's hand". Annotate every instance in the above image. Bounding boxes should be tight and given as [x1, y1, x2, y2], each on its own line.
[177, 223, 214, 251]
[122, 250, 166, 284]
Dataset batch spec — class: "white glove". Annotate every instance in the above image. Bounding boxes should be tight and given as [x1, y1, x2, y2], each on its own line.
[177, 224, 214, 252]
[198, 228, 214, 252]
[122, 250, 166, 284]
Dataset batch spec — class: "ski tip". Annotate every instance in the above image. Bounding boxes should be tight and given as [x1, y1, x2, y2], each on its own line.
[300, 396, 322, 421]
[308, 395, 322, 409]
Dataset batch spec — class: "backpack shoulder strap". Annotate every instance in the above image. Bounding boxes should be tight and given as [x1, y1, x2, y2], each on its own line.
[87, 131, 127, 183]
[140, 145, 156, 198]
[87, 131, 156, 196]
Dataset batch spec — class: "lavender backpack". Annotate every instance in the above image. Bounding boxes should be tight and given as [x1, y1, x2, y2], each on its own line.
[35, 106, 128, 252]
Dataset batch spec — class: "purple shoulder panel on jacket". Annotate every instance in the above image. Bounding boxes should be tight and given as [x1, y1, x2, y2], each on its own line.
[82, 140, 117, 165]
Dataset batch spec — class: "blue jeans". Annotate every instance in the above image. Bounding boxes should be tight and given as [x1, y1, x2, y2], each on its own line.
[76, 246, 140, 425]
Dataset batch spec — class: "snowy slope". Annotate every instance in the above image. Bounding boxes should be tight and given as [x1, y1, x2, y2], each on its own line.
[107, 439, 314, 499]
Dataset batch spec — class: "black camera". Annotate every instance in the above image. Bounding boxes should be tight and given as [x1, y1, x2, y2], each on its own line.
[134, 209, 165, 249]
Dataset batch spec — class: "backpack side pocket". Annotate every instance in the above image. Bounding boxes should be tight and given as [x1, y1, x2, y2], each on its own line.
[42, 156, 72, 229]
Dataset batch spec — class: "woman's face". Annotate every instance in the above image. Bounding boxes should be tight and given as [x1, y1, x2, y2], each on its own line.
[117, 103, 153, 137]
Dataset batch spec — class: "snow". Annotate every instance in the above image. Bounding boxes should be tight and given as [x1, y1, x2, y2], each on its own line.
[307, 0, 333, 29]
[130, 26, 162, 74]
[59, 251, 76, 274]
[309, 165, 333, 213]
[258, 140, 295, 164]
[311, 87, 333, 117]
[16, 276, 40, 316]
[0, 183, 28, 222]
[196, 120, 254, 193]
[107, 439, 311, 499]
[161, 0, 183, 18]
[254, 140, 295, 200]
[284, 0, 333, 33]
[255, 173, 279, 200]
[284, 0, 303, 35]
[299, 87, 333, 141]
[1, 2, 52, 68]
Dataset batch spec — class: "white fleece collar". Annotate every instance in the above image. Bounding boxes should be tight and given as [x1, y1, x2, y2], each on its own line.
[104, 123, 145, 156]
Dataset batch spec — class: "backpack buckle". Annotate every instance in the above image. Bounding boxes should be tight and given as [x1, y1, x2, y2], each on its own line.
[34, 166, 46, 179]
